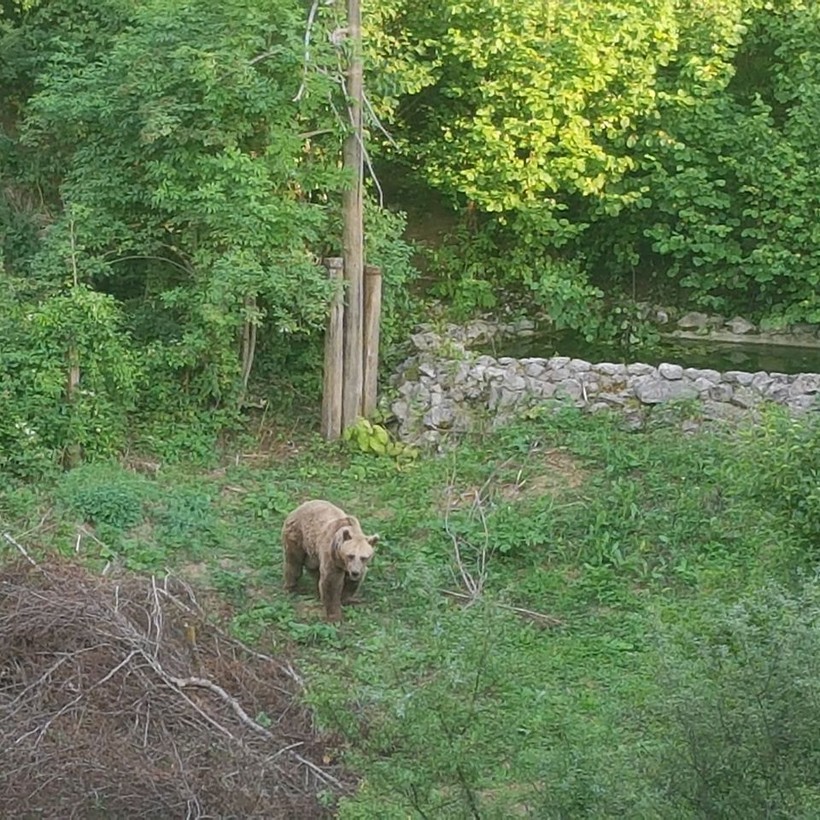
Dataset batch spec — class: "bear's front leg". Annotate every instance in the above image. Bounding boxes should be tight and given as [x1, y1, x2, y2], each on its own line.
[342, 575, 363, 604]
[319, 571, 345, 622]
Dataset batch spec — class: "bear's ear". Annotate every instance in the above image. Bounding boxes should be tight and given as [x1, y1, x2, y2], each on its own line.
[367, 534, 380, 546]
[340, 527, 353, 541]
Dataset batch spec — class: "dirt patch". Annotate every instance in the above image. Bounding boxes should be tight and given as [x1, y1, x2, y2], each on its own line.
[0, 557, 354, 817]
[444, 449, 589, 510]
[229, 415, 306, 467]
[514, 448, 588, 497]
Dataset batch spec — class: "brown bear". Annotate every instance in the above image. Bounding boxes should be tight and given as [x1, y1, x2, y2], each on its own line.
[281, 499, 379, 622]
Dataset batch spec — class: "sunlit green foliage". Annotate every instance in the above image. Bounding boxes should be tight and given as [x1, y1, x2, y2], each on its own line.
[366, 0, 820, 324]
[2, 0, 820, 476]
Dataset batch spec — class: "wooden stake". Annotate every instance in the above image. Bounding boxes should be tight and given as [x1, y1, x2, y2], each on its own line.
[321, 258, 344, 440]
[362, 264, 382, 417]
[64, 218, 82, 468]
[341, 0, 364, 429]
[65, 344, 82, 468]
[240, 295, 257, 394]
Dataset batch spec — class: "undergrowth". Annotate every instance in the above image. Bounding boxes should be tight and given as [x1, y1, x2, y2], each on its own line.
[0, 405, 818, 817]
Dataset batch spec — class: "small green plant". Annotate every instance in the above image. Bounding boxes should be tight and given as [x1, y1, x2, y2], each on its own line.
[56, 464, 150, 531]
[343, 418, 418, 462]
[211, 567, 248, 604]
[244, 484, 296, 523]
[152, 487, 223, 557]
[738, 407, 820, 544]
[114, 537, 168, 572]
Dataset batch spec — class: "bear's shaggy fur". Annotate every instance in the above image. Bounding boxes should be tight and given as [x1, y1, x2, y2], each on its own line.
[281, 500, 379, 622]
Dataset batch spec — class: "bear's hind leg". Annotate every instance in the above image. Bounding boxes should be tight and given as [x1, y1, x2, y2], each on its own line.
[306, 566, 320, 597]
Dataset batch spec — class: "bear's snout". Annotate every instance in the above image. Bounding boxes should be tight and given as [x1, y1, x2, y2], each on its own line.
[347, 569, 362, 581]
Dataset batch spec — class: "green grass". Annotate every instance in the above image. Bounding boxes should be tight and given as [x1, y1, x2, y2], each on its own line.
[1, 405, 818, 817]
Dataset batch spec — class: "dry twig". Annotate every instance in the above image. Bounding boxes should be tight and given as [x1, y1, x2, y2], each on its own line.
[440, 589, 563, 628]
[2, 531, 37, 565]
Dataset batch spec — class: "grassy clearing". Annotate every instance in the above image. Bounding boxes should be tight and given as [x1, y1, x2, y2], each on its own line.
[1, 405, 818, 817]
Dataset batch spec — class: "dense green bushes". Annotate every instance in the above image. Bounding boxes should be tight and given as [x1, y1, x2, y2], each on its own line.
[0, 0, 417, 473]
[651, 582, 820, 818]
[0, 281, 138, 477]
[369, 0, 820, 325]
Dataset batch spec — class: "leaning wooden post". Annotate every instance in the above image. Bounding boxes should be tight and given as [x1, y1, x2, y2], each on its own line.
[362, 264, 382, 417]
[64, 218, 83, 468]
[64, 342, 82, 468]
[321, 257, 345, 440]
[341, 0, 365, 429]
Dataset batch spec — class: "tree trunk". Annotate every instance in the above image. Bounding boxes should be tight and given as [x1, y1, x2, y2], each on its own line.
[341, 0, 364, 429]
[240, 294, 257, 396]
[64, 344, 82, 469]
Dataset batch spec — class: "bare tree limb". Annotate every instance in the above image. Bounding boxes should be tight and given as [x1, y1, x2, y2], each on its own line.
[3, 532, 37, 566]
[292, 0, 322, 101]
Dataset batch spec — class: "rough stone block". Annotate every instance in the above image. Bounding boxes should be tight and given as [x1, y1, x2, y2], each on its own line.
[708, 383, 734, 402]
[593, 362, 629, 377]
[731, 387, 761, 408]
[659, 362, 684, 380]
[634, 376, 698, 404]
[725, 316, 756, 335]
[684, 368, 721, 383]
[677, 311, 709, 330]
[723, 370, 754, 386]
[554, 378, 584, 402]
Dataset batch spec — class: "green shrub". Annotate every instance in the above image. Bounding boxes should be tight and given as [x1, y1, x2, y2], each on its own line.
[739, 407, 820, 546]
[152, 486, 223, 557]
[0, 284, 139, 478]
[651, 581, 820, 818]
[56, 464, 151, 531]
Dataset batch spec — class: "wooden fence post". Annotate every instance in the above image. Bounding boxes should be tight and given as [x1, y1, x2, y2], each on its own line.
[321, 257, 344, 440]
[362, 264, 382, 417]
[64, 343, 82, 468]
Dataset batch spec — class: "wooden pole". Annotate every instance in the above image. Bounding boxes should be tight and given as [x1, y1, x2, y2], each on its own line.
[362, 264, 382, 417]
[240, 294, 257, 394]
[64, 344, 82, 468]
[341, 0, 364, 429]
[321, 257, 345, 440]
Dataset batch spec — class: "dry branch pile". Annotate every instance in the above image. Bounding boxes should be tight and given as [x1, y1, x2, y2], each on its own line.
[0, 557, 353, 818]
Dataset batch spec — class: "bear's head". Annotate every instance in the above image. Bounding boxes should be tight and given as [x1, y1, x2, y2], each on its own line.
[332, 525, 378, 581]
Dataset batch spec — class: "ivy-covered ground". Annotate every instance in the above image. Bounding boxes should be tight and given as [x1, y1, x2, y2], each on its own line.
[1, 405, 819, 817]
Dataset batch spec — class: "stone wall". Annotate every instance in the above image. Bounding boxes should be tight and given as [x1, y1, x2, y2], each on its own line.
[390, 349, 820, 445]
[668, 310, 820, 347]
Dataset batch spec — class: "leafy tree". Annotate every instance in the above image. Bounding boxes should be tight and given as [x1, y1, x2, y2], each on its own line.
[1, 0, 418, 471]
[15, 0, 343, 398]
[366, 0, 820, 327]
[626, 0, 820, 323]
